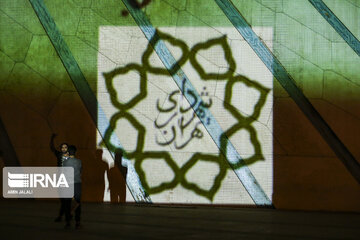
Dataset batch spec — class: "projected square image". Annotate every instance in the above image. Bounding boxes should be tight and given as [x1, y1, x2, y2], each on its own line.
[97, 26, 273, 204]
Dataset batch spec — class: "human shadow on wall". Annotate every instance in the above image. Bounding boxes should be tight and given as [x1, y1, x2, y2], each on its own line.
[89, 149, 109, 202]
[107, 150, 127, 203]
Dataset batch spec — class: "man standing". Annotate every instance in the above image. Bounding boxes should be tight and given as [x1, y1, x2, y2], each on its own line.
[63, 145, 82, 229]
[50, 133, 69, 222]
[50, 133, 69, 167]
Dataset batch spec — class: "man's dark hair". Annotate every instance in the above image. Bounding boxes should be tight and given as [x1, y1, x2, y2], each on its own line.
[60, 143, 68, 148]
[68, 145, 77, 156]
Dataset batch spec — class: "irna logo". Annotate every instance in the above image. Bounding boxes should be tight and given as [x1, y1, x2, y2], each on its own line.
[7, 172, 69, 188]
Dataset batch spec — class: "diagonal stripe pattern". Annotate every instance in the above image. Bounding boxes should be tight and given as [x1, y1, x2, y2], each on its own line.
[29, 0, 152, 202]
[309, 0, 360, 57]
[215, 0, 360, 184]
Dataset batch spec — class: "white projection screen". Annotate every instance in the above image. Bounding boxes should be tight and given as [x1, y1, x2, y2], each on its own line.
[97, 26, 273, 204]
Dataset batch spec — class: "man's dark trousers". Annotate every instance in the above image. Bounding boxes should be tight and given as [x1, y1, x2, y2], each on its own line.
[65, 183, 81, 223]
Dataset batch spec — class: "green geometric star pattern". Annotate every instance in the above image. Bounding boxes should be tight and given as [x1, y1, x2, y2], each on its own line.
[101, 29, 270, 201]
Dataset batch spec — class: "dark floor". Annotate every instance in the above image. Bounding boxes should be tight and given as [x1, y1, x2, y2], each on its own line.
[0, 200, 359, 240]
